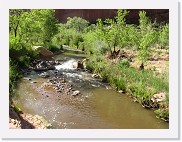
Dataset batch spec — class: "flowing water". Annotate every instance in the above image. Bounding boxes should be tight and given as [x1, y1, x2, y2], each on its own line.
[14, 52, 169, 129]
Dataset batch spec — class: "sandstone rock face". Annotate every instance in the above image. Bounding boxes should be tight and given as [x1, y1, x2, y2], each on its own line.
[55, 9, 169, 24]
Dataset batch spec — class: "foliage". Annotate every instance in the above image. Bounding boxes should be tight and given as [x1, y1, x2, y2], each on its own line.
[72, 34, 84, 49]
[158, 24, 169, 49]
[136, 11, 159, 68]
[154, 106, 169, 121]
[9, 9, 58, 97]
[96, 10, 129, 51]
[9, 36, 38, 67]
[83, 31, 99, 54]
[117, 59, 130, 68]
[9, 9, 58, 47]
[66, 17, 89, 32]
[9, 59, 21, 96]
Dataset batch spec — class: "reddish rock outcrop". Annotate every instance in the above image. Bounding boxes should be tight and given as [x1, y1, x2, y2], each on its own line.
[55, 9, 169, 24]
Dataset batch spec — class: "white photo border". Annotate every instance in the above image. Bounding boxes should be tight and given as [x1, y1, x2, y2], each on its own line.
[0, 0, 179, 139]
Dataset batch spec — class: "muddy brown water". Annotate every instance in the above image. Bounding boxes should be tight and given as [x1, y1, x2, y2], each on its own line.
[13, 52, 169, 129]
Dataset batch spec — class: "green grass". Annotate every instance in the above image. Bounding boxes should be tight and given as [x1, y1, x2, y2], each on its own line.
[86, 54, 169, 121]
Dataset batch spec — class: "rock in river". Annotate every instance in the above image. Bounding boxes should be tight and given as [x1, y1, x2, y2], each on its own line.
[72, 90, 80, 96]
[91, 73, 101, 78]
[151, 92, 166, 102]
[39, 72, 50, 78]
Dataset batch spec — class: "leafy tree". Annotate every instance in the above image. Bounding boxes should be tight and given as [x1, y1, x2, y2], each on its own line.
[66, 17, 89, 32]
[96, 10, 129, 58]
[9, 9, 58, 47]
[9, 9, 59, 97]
[9, 10, 24, 38]
[137, 11, 158, 70]
[158, 23, 169, 49]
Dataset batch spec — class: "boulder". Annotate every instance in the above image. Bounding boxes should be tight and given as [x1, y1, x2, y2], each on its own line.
[151, 92, 166, 102]
[77, 61, 84, 69]
[32, 46, 54, 59]
[72, 60, 84, 69]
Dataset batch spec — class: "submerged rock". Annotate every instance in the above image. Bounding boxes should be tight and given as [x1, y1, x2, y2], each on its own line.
[30, 81, 37, 84]
[72, 90, 80, 96]
[39, 72, 50, 78]
[118, 90, 125, 93]
[23, 77, 32, 81]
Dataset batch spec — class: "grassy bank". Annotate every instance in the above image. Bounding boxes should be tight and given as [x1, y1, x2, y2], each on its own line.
[86, 54, 169, 121]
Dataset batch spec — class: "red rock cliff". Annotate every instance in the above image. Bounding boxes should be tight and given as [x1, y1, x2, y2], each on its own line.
[55, 9, 169, 24]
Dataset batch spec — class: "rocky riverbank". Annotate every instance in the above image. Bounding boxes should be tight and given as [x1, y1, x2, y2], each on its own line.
[10, 58, 84, 129]
[9, 105, 51, 129]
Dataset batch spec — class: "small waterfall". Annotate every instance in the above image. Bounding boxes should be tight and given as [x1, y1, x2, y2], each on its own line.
[55, 59, 77, 70]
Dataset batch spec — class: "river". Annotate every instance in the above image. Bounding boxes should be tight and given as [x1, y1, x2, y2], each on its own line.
[13, 51, 169, 129]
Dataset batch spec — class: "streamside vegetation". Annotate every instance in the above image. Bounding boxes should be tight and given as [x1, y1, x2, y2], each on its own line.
[53, 10, 169, 121]
[9, 9, 58, 96]
[9, 9, 169, 122]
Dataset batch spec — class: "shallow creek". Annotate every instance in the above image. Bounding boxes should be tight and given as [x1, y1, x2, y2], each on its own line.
[13, 52, 169, 129]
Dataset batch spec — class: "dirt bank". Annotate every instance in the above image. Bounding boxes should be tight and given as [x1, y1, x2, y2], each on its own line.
[9, 105, 51, 129]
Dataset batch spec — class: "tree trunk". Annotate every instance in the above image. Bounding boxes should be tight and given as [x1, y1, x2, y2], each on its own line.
[139, 62, 144, 70]
[14, 19, 20, 38]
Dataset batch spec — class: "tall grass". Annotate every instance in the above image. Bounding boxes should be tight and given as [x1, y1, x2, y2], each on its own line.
[86, 54, 169, 121]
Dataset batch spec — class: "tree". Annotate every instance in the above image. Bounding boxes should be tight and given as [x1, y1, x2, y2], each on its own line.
[66, 17, 89, 32]
[96, 10, 129, 58]
[73, 34, 84, 49]
[137, 11, 158, 70]
[9, 9, 58, 46]
[158, 23, 169, 49]
[9, 9, 24, 38]
[9, 9, 58, 66]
